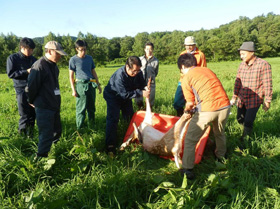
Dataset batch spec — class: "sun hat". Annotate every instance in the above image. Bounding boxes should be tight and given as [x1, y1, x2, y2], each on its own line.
[45, 41, 67, 55]
[238, 41, 256, 52]
[184, 36, 197, 45]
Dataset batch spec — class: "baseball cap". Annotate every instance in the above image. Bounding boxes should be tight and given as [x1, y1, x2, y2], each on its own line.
[184, 36, 197, 45]
[45, 41, 67, 55]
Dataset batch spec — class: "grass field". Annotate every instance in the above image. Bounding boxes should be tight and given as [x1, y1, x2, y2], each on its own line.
[0, 58, 279, 208]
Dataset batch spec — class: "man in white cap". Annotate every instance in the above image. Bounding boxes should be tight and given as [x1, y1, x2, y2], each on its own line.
[173, 36, 207, 116]
[26, 41, 67, 159]
[231, 41, 272, 146]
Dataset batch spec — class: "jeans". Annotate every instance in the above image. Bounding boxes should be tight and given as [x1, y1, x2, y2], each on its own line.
[237, 105, 260, 128]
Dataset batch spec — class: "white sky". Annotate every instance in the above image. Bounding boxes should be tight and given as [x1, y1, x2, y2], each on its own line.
[1, 0, 279, 38]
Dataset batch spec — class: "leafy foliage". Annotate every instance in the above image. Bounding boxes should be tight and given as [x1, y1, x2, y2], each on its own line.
[1, 13, 280, 73]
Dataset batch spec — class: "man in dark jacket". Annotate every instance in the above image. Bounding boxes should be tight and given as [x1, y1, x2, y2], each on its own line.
[6, 37, 37, 137]
[27, 41, 67, 158]
[103, 56, 150, 154]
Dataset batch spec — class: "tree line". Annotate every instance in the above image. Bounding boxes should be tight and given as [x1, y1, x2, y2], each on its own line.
[0, 13, 279, 73]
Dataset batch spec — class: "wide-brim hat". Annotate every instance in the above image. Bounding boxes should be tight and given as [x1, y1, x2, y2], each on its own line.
[238, 41, 256, 52]
[45, 41, 67, 56]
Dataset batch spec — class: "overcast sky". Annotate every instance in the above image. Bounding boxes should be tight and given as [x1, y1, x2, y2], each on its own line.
[1, 0, 279, 38]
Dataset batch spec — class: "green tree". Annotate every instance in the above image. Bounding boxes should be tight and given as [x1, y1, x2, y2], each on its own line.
[120, 36, 134, 58]
[132, 32, 149, 56]
[108, 37, 121, 61]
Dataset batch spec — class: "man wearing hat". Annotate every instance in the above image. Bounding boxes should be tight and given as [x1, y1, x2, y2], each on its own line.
[27, 41, 67, 159]
[173, 36, 207, 116]
[231, 41, 272, 143]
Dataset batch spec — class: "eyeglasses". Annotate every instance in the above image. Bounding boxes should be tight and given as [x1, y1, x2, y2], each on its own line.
[129, 69, 140, 75]
[77, 48, 86, 51]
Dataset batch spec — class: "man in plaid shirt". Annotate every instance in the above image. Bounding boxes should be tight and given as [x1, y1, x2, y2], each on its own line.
[231, 41, 273, 142]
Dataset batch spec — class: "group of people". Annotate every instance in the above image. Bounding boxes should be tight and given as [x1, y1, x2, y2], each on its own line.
[7, 36, 272, 179]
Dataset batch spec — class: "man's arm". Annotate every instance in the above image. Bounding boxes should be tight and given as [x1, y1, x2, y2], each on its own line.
[27, 69, 41, 104]
[91, 68, 102, 94]
[69, 70, 78, 97]
[6, 56, 29, 80]
[262, 62, 273, 111]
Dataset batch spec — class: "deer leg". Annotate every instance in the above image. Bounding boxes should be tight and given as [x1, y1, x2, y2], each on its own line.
[120, 122, 140, 150]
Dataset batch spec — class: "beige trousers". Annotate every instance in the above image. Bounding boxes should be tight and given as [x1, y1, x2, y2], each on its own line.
[182, 107, 231, 169]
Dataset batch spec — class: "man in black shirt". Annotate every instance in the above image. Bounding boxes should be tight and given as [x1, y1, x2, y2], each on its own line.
[6, 37, 37, 137]
[27, 41, 67, 158]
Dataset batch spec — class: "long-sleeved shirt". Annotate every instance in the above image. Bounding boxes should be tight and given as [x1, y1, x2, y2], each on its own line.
[180, 47, 207, 67]
[181, 66, 230, 112]
[27, 56, 61, 111]
[139, 55, 159, 84]
[179, 47, 207, 81]
[104, 66, 146, 101]
[6, 51, 37, 88]
[233, 57, 273, 109]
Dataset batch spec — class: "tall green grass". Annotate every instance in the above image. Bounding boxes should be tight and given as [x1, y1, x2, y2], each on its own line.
[0, 58, 279, 208]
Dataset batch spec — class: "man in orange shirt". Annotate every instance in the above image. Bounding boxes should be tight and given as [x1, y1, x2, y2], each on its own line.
[173, 36, 207, 116]
[178, 54, 230, 179]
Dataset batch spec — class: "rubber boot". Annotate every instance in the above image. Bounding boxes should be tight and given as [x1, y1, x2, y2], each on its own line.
[239, 126, 252, 150]
[240, 126, 252, 141]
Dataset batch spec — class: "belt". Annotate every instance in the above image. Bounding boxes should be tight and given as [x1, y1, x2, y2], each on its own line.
[76, 79, 97, 83]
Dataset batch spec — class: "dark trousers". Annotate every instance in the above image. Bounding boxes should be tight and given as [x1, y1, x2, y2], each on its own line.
[35, 107, 61, 157]
[15, 87, 35, 130]
[104, 91, 134, 150]
[237, 105, 260, 128]
[173, 82, 186, 110]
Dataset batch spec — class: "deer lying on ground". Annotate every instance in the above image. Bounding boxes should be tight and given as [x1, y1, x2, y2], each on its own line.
[120, 79, 194, 168]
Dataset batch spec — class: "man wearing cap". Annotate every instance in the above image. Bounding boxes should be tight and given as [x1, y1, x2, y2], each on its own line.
[173, 36, 207, 116]
[27, 41, 67, 158]
[6, 37, 37, 137]
[231, 41, 272, 143]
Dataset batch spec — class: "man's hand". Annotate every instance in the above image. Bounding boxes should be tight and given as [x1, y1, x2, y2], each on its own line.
[230, 97, 237, 106]
[184, 102, 194, 112]
[97, 85, 102, 94]
[263, 102, 270, 112]
[142, 88, 150, 98]
[27, 68, 32, 74]
[72, 90, 78, 97]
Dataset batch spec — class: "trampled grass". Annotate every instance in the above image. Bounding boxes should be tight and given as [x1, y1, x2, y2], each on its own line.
[0, 58, 279, 208]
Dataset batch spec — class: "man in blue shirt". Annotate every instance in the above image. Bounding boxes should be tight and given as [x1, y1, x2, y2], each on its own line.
[6, 37, 37, 137]
[69, 40, 102, 130]
[103, 56, 150, 154]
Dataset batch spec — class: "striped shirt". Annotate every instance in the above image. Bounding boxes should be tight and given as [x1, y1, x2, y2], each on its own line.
[233, 57, 272, 109]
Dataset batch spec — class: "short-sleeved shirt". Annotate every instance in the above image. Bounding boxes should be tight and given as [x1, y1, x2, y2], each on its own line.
[69, 55, 96, 80]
